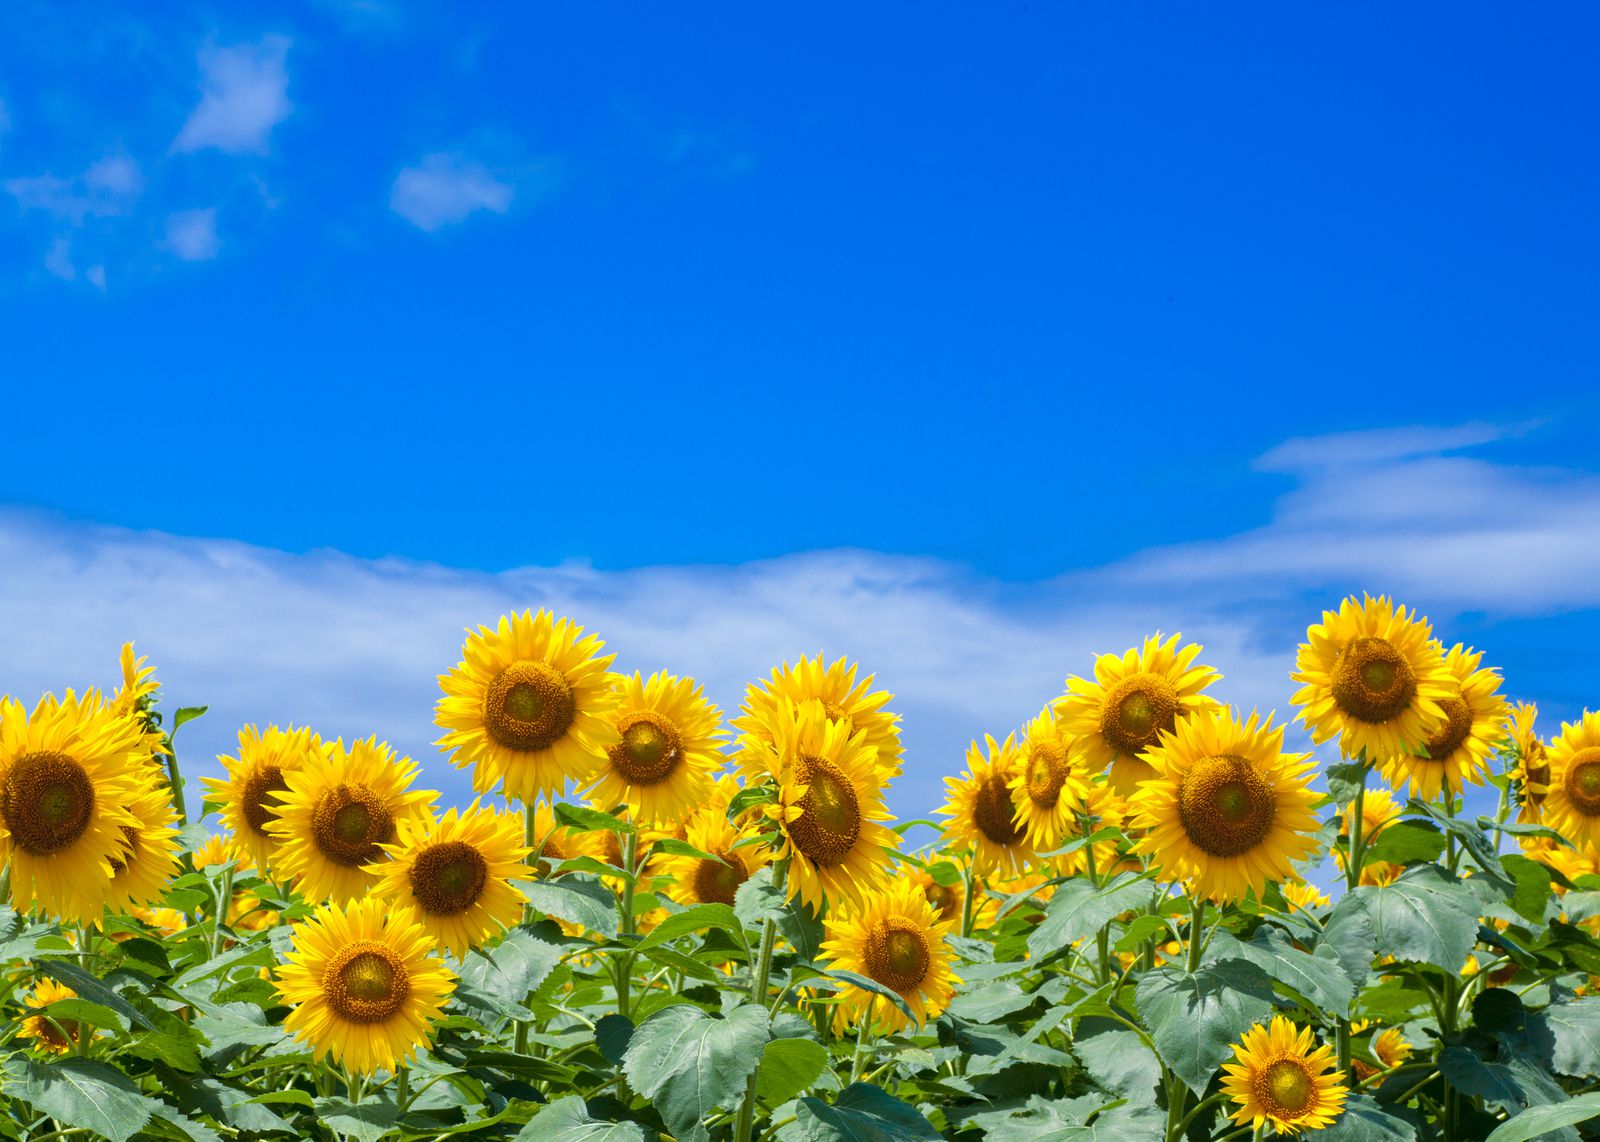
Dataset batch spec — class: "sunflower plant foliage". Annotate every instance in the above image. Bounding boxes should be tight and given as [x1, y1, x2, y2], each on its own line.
[0, 608, 1598, 1142]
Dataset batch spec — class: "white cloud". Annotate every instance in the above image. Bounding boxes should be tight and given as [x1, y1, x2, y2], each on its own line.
[390, 153, 513, 231]
[173, 36, 292, 155]
[5, 156, 143, 223]
[165, 208, 220, 261]
[85, 264, 107, 291]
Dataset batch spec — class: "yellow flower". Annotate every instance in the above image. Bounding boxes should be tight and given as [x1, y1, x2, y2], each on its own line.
[1379, 643, 1507, 800]
[1544, 710, 1600, 854]
[937, 734, 1036, 877]
[735, 654, 903, 781]
[201, 725, 322, 874]
[18, 979, 84, 1055]
[1506, 702, 1551, 823]
[276, 897, 456, 1076]
[131, 906, 188, 936]
[194, 833, 255, 874]
[1372, 1028, 1412, 1069]
[654, 810, 769, 907]
[1221, 1015, 1349, 1134]
[91, 781, 182, 923]
[1007, 707, 1089, 852]
[435, 610, 620, 803]
[584, 671, 724, 826]
[1283, 880, 1330, 912]
[819, 879, 959, 1034]
[111, 642, 167, 761]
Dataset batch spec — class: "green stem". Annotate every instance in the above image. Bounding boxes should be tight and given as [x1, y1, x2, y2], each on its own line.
[396, 1067, 410, 1112]
[164, 739, 189, 828]
[1337, 760, 1370, 1078]
[617, 830, 638, 1019]
[848, 999, 874, 1084]
[1172, 1090, 1227, 1138]
[733, 860, 790, 1142]
[1185, 896, 1206, 974]
[514, 800, 538, 1056]
[959, 857, 976, 939]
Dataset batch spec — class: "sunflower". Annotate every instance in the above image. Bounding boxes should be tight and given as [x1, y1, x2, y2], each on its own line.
[202, 725, 323, 874]
[91, 781, 181, 922]
[735, 654, 903, 781]
[18, 979, 84, 1055]
[1543, 710, 1600, 854]
[655, 810, 769, 908]
[1291, 596, 1453, 764]
[111, 642, 167, 762]
[277, 897, 456, 1076]
[1506, 703, 1551, 824]
[1053, 779, 1130, 881]
[1058, 634, 1222, 799]
[908, 866, 965, 927]
[435, 610, 620, 804]
[1372, 1028, 1412, 1070]
[1283, 880, 1330, 913]
[1008, 707, 1089, 852]
[819, 879, 958, 1034]
[1379, 644, 1507, 801]
[266, 737, 435, 905]
[131, 906, 188, 936]
[0, 691, 148, 921]
[194, 833, 255, 874]
[938, 735, 1036, 877]
[1221, 1015, 1349, 1135]
[368, 802, 531, 957]
[1129, 708, 1320, 902]
[583, 672, 724, 826]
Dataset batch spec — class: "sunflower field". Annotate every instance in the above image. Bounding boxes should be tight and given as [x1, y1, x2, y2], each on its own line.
[2, 598, 1600, 1142]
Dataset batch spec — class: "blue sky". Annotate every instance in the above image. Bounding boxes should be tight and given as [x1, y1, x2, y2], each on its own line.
[2, 3, 1598, 823]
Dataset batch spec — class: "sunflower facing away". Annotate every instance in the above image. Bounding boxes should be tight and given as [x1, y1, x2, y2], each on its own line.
[1542, 710, 1600, 854]
[584, 671, 724, 826]
[0, 691, 148, 921]
[1057, 634, 1222, 799]
[1379, 643, 1507, 801]
[1129, 708, 1321, 902]
[938, 734, 1036, 877]
[735, 654, 904, 780]
[1222, 1015, 1348, 1134]
[819, 879, 958, 1034]
[202, 725, 323, 874]
[267, 737, 435, 904]
[277, 897, 456, 1076]
[1506, 702, 1551, 824]
[436, 610, 620, 804]
[367, 802, 531, 957]
[1008, 707, 1089, 852]
[655, 809, 769, 908]
[18, 978, 84, 1055]
[1291, 595, 1453, 764]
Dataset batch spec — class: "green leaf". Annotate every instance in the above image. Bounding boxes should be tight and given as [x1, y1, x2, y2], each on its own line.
[459, 926, 564, 1000]
[1314, 1092, 1417, 1140]
[1362, 821, 1447, 865]
[1408, 800, 1514, 890]
[1134, 961, 1276, 1095]
[622, 1002, 770, 1142]
[1027, 872, 1151, 963]
[631, 903, 741, 952]
[554, 802, 636, 835]
[193, 1000, 282, 1053]
[1354, 867, 1480, 972]
[813, 970, 916, 1025]
[173, 706, 209, 731]
[756, 1037, 828, 1106]
[1319, 891, 1377, 991]
[1485, 1094, 1600, 1142]
[793, 1083, 942, 1141]
[150, 1106, 225, 1142]
[517, 875, 619, 938]
[1211, 926, 1356, 1017]
[1531, 997, 1600, 1077]
[1073, 1025, 1162, 1106]
[595, 1013, 633, 1065]
[515, 1096, 650, 1141]
[651, 837, 724, 862]
[1503, 855, 1555, 925]
[313, 1096, 400, 1142]
[29, 996, 131, 1033]
[1325, 762, 1371, 811]
[31, 960, 154, 1030]
[734, 868, 823, 960]
[727, 783, 776, 820]
[4, 1057, 157, 1142]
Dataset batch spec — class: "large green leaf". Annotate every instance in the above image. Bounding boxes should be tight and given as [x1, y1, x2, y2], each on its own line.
[622, 1002, 770, 1142]
[459, 926, 564, 1000]
[1211, 926, 1355, 1017]
[1485, 1094, 1600, 1142]
[1362, 822, 1447, 866]
[314, 1096, 400, 1142]
[1354, 867, 1480, 972]
[1134, 961, 1275, 1095]
[1315, 1093, 1417, 1140]
[4, 1058, 157, 1142]
[1502, 855, 1555, 925]
[630, 903, 742, 953]
[756, 1037, 829, 1106]
[553, 803, 636, 835]
[791, 1083, 942, 1141]
[1027, 872, 1150, 963]
[1073, 1024, 1161, 1106]
[31, 960, 154, 1030]
[515, 1096, 650, 1141]
[1319, 892, 1377, 991]
[1531, 997, 1600, 1078]
[517, 876, 619, 938]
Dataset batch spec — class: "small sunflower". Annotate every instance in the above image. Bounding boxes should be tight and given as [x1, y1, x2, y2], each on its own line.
[111, 642, 167, 762]
[435, 610, 620, 804]
[202, 725, 322, 874]
[938, 735, 1036, 877]
[654, 810, 769, 908]
[1372, 1028, 1412, 1070]
[1283, 880, 1330, 913]
[1058, 634, 1222, 799]
[266, 737, 435, 905]
[277, 897, 456, 1076]
[1221, 1015, 1349, 1135]
[1543, 710, 1600, 853]
[819, 879, 959, 1034]
[368, 802, 531, 957]
[1008, 707, 1089, 852]
[908, 866, 965, 927]
[735, 654, 903, 780]
[1506, 703, 1551, 823]
[1291, 596, 1454, 764]
[1129, 708, 1321, 902]
[1380, 643, 1507, 800]
[18, 979, 84, 1055]
[131, 906, 188, 936]
[194, 833, 255, 874]
[584, 671, 724, 826]
[1053, 779, 1130, 881]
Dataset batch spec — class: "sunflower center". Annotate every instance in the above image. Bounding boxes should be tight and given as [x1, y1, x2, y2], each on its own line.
[409, 840, 489, 915]
[1421, 694, 1473, 761]
[107, 825, 141, 876]
[1565, 750, 1600, 817]
[2, 751, 95, 856]
[923, 881, 958, 920]
[787, 756, 861, 867]
[1525, 744, 1550, 794]
[865, 917, 931, 993]
[1330, 637, 1417, 724]
[1259, 1058, 1315, 1116]
[608, 711, 682, 785]
[1177, 754, 1277, 857]
[240, 764, 290, 836]
[1025, 739, 1069, 808]
[973, 774, 1024, 846]
[325, 942, 411, 1024]
[692, 851, 748, 906]
[1101, 675, 1179, 755]
[310, 784, 395, 867]
[483, 661, 576, 752]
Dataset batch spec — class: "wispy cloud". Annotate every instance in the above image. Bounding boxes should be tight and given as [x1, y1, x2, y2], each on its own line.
[172, 36, 292, 155]
[5, 155, 143, 223]
[390, 153, 513, 231]
[165, 208, 220, 261]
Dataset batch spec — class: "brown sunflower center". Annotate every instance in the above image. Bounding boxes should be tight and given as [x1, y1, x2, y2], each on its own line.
[483, 661, 576, 752]
[36, 1014, 79, 1051]
[1259, 1058, 1316, 1117]
[1421, 694, 1473, 761]
[1177, 754, 1277, 857]
[1330, 637, 1417, 724]
[692, 851, 748, 906]
[409, 840, 489, 915]
[107, 825, 141, 876]
[787, 755, 861, 867]
[240, 764, 291, 836]
[973, 774, 1024, 846]
[1525, 743, 1550, 796]
[325, 942, 410, 1024]
[1100, 675, 1179, 755]
[1025, 739, 1070, 808]
[1565, 749, 1600, 817]
[607, 711, 682, 785]
[310, 784, 395, 867]
[865, 917, 931, 993]
[2, 751, 95, 856]
[923, 881, 958, 921]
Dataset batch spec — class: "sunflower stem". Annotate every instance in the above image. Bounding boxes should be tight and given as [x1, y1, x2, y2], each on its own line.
[733, 859, 789, 1142]
[848, 998, 874, 1084]
[1337, 759, 1370, 1079]
[396, 1066, 410, 1112]
[1185, 896, 1206, 974]
[163, 736, 189, 828]
[210, 863, 235, 958]
[959, 856, 976, 939]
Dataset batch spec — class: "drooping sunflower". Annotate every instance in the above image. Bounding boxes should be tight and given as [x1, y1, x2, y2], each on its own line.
[938, 734, 1036, 877]
[1058, 634, 1222, 799]
[654, 809, 769, 908]
[435, 610, 620, 804]
[583, 671, 724, 826]
[1379, 643, 1507, 801]
[1506, 703, 1551, 824]
[18, 979, 84, 1055]
[1291, 596, 1454, 764]
[277, 897, 456, 1076]
[735, 654, 903, 781]
[368, 802, 531, 957]
[1008, 707, 1089, 852]
[0, 691, 148, 921]
[1221, 1016, 1349, 1135]
[202, 724, 323, 874]
[266, 737, 436, 905]
[1129, 708, 1321, 902]
[819, 878, 959, 1034]
[1542, 710, 1600, 854]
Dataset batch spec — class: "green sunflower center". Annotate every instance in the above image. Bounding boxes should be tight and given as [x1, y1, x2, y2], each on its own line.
[2, 751, 95, 856]
[922, 881, 958, 920]
[1565, 750, 1600, 817]
[484, 661, 576, 752]
[326, 942, 411, 1024]
[1177, 754, 1277, 858]
[1025, 739, 1069, 808]
[311, 784, 395, 867]
[692, 851, 748, 906]
[1101, 675, 1179, 755]
[787, 756, 862, 867]
[409, 840, 489, 915]
[865, 917, 931, 993]
[1421, 694, 1473, 762]
[1259, 1058, 1315, 1116]
[973, 774, 1025, 847]
[608, 712, 682, 785]
[1330, 636, 1417, 724]
[240, 764, 290, 836]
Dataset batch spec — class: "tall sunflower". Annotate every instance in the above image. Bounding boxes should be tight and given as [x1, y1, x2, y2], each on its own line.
[1506, 703, 1551, 824]
[654, 810, 769, 908]
[1221, 1016, 1348, 1134]
[1291, 596, 1453, 764]
[819, 879, 958, 1034]
[435, 610, 620, 804]
[1542, 710, 1600, 853]
[735, 654, 903, 780]
[938, 734, 1036, 877]
[1380, 643, 1507, 800]
[266, 737, 435, 905]
[202, 725, 323, 874]
[1128, 708, 1321, 902]
[0, 691, 148, 921]
[368, 802, 531, 957]
[1057, 634, 1222, 799]
[277, 897, 456, 1076]
[583, 671, 724, 826]
[1008, 707, 1089, 852]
